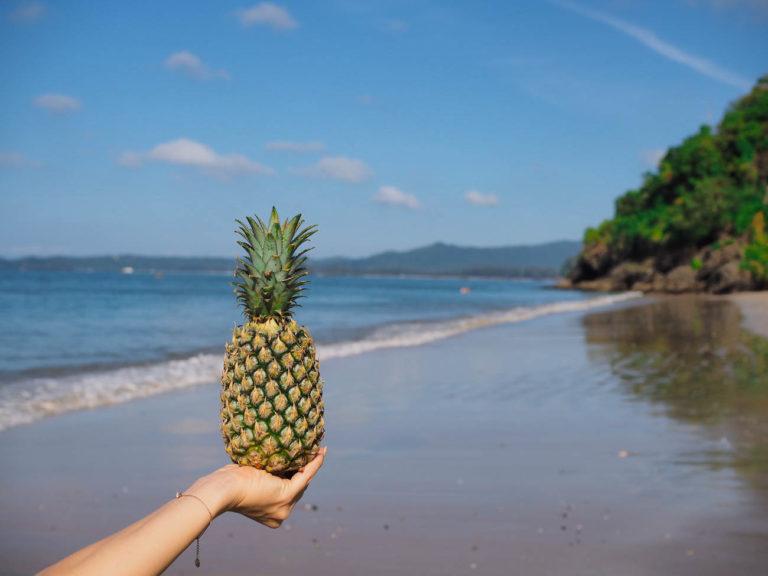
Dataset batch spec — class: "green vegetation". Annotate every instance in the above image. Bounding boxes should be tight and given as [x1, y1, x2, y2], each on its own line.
[743, 211, 768, 282]
[580, 76, 768, 279]
[690, 257, 702, 271]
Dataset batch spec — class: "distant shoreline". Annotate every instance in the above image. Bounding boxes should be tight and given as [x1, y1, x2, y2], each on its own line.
[0, 240, 581, 279]
[313, 272, 558, 281]
[0, 267, 563, 281]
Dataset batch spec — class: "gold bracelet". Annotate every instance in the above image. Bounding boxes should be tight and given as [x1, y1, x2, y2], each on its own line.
[176, 491, 214, 568]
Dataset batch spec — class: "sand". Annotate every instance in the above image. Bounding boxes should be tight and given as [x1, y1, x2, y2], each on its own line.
[1, 295, 767, 575]
[728, 291, 768, 339]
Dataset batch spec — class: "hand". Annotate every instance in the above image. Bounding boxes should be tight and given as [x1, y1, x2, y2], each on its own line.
[186, 447, 326, 529]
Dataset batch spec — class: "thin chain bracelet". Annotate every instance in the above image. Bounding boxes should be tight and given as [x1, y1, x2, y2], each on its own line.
[176, 491, 214, 568]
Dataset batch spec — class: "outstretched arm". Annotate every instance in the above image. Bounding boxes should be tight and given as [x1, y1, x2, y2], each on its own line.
[40, 448, 326, 576]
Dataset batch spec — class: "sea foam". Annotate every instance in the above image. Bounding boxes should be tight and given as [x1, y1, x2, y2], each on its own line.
[0, 292, 641, 431]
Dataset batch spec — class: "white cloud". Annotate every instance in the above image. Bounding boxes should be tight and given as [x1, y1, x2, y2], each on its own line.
[0, 152, 40, 168]
[642, 148, 665, 168]
[34, 93, 81, 113]
[553, 0, 751, 90]
[165, 51, 229, 80]
[308, 156, 372, 183]
[265, 140, 326, 153]
[9, 1, 45, 22]
[465, 190, 499, 206]
[374, 186, 421, 209]
[237, 2, 298, 30]
[120, 138, 274, 177]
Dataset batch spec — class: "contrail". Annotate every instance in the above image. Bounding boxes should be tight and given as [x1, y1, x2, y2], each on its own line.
[552, 0, 752, 90]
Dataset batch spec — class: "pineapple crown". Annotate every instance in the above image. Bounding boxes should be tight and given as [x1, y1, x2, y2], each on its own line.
[233, 207, 317, 319]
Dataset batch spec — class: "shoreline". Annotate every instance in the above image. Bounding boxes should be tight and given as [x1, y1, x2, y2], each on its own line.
[0, 291, 641, 433]
[557, 284, 768, 339]
[2, 294, 767, 575]
[0, 290, 762, 438]
[727, 291, 768, 338]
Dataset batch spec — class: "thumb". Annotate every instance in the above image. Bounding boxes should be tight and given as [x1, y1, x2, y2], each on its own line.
[288, 447, 326, 496]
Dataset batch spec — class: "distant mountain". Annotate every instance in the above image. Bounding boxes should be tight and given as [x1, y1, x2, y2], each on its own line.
[0, 240, 582, 278]
[311, 241, 582, 278]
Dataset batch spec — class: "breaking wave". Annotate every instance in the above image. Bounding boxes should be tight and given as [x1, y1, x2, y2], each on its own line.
[0, 292, 642, 431]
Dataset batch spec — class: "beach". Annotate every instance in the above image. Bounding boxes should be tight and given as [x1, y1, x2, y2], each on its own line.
[728, 292, 768, 339]
[1, 293, 767, 575]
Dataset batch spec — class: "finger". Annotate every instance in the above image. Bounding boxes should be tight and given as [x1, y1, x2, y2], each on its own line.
[290, 486, 308, 504]
[288, 447, 326, 494]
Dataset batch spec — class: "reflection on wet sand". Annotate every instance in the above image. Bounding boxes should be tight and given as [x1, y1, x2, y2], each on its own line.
[583, 297, 768, 494]
[2, 295, 768, 575]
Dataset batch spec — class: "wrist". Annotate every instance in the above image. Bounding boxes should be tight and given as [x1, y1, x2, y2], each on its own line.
[186, 471, 239, 518]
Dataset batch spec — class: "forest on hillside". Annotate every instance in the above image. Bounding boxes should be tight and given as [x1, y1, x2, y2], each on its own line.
[569, 75, 768, 293]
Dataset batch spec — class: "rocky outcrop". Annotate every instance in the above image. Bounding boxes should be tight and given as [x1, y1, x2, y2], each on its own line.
[566, 237, 763, 294]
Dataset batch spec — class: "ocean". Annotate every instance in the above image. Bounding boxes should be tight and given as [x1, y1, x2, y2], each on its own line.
[0, 271, 639, 430]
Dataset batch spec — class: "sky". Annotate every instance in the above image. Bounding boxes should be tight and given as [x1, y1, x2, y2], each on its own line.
[0, 0, 766, 258]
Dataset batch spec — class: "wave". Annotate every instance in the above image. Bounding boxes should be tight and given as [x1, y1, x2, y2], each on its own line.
[318, 292, 641, 360]
[0, 292, 642, 431]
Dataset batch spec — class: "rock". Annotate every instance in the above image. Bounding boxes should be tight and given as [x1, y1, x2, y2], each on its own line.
[695, 239, 757, 293]
[631, 281, 654, 293]
[662, 265, 701, 293]
[569, 242, 613, 282]
[609, 260, 654, 290]
[570, 234, 761, 294]
[655, 248, 695, 274]
[701, 240, 743, 271]
[708, 261, 754, 294]
[575, 278, 619, 292]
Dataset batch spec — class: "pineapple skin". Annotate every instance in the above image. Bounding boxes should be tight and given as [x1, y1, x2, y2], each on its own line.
[220, 317, 324, 474]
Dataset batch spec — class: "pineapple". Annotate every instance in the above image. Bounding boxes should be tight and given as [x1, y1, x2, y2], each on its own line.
[220, 207, 324, 474]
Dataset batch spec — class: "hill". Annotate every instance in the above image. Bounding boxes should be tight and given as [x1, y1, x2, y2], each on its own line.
[0, 240, 582, 279]
[566, 75, 768, 294]
[311, 240, 581, 278]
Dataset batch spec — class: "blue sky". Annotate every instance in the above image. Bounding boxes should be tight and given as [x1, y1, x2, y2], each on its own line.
[0, 0, 766, 258]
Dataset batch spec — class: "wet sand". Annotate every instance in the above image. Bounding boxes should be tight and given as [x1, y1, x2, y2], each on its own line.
[728, 291, 768, 338]
[1, 295, 767, 575]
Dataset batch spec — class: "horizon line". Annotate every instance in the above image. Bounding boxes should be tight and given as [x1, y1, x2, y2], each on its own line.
[0, 239, 583, 261]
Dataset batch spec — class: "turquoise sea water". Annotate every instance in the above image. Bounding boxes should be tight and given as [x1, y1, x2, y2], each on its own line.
[0, 271, 638, 429]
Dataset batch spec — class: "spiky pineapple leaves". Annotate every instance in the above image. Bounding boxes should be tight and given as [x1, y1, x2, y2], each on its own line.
[233, 207, 317, 320]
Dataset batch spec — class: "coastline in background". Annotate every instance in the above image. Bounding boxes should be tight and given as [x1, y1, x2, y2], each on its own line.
[0, 239, 581, 279]
[567, 77, 768, 294]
